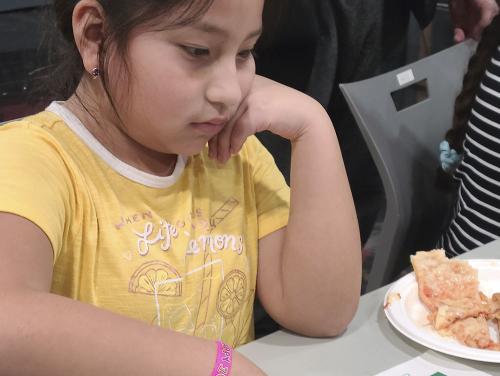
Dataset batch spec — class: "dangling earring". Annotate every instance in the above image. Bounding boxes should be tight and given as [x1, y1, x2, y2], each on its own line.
[90, 67, 101, 79]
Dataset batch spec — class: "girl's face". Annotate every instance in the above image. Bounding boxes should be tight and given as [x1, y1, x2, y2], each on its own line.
[107, 0, 264, 156]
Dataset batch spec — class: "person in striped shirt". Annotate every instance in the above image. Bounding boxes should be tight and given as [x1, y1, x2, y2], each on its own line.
[439, 12, 500, 255]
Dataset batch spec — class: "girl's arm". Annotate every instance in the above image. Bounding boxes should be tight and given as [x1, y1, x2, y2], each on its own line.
[257, 113, 361, 337]
[213, 76, 361, 337]
[0, 213, 263, 376]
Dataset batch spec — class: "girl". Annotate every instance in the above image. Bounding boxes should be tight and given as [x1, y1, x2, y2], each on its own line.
[439, 12, 500, 256]
[0, 0, 361, 375]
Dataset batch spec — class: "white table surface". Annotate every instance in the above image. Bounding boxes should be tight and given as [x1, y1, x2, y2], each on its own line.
[238, 240, 500, 375]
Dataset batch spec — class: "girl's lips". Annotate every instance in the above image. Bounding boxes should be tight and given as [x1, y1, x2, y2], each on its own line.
[190, 121, 226, 135]
[191, 116, 229, 134]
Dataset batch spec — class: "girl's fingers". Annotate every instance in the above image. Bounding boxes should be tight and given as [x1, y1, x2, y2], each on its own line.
[217, 103, 248, 164]
[216, 115, 238, 164]
[453, 27, 465, 43]
[229, 110, 252, 156]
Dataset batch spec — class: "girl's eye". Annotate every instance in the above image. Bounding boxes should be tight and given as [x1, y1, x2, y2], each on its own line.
[237, 49, 255, 60]
[182, 46, 210, 58]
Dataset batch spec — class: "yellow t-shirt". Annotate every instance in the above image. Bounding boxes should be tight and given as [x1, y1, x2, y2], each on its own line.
[0, 102, 290, 347]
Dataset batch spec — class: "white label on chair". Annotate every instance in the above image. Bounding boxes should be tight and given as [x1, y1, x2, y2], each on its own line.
[396, 69, 415, 86]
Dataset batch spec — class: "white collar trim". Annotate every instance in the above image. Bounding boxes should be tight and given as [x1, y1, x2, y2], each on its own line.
[46, 101, 186, 189]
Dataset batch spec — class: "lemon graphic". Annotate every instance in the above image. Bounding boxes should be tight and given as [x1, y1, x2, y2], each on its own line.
[129, 260, 182, 297]
[217, 270, 247, 320]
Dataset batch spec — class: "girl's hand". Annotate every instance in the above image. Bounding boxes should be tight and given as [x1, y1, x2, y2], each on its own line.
[208, 75, 329, 164]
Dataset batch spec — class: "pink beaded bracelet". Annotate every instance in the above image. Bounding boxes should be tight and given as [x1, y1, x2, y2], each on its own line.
[211, 340, 233, 376]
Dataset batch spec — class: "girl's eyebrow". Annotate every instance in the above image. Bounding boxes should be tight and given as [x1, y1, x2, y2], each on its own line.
[191, 21, 262, 40]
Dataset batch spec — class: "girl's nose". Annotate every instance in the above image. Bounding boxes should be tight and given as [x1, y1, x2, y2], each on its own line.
[206, 63, 243, 112]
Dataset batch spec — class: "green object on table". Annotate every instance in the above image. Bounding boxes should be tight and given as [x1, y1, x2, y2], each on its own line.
[431, 372, 447, 376]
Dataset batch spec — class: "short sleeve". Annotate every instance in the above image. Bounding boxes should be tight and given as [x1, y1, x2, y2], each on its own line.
[245, 136, 290, 239]
[0, 124, 71, 259]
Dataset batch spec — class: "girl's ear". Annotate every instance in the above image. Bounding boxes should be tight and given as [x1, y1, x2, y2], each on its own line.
[72, 0, 106, 75]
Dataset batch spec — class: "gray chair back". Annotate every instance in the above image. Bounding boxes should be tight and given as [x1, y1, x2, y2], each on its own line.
[339, 40, 476, 292]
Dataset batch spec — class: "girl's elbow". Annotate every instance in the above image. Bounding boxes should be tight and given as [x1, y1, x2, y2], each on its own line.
[318, 296, 360, 337]
[296, 298, 360, 338]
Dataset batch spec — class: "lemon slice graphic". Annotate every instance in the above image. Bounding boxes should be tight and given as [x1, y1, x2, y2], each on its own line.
[217, 270, 247, 320]
[129, 260, 182, 297]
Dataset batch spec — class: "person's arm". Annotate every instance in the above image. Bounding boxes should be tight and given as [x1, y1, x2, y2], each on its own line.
[213, 76, 361, 337]
[257, 107, 360, 337]
[449, 0, 499, 42]
[0, 213, 264, 376]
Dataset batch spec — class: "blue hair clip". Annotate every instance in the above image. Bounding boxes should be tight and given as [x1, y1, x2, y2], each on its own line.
[439, 140, 463, 173]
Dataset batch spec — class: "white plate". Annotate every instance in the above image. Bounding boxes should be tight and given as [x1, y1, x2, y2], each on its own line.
[384, 259, 500, 363]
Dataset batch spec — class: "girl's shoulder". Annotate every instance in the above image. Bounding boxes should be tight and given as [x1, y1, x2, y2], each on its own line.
[0, 110, 81, 171]
[0, 110, 68, 141]
[2, 109, 63, 128]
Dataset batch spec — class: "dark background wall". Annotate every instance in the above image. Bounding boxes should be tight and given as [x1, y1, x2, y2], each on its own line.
[0, 1, 51, 120]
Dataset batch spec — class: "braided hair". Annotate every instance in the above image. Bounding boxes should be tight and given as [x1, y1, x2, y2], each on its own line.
[437, 13, 500, 189]
[446, 15, 500, 153]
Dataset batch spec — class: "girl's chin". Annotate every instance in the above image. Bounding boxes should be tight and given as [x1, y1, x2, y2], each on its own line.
[175, 143, 209, 157]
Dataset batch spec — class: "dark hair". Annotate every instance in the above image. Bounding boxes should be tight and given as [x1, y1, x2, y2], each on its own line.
[446, 15, 500, 153]
[437, 14, 500, 189]
[44, 0, 215, 100]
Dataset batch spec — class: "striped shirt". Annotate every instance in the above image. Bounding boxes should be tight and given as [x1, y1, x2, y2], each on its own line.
[440, 46, 500, 256]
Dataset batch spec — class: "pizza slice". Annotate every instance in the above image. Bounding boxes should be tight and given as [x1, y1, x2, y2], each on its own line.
[433, 295, 490, 330]
[441, 316, 493, 349]
[410, 250, 500, 351]
[410, 249, 480, 314]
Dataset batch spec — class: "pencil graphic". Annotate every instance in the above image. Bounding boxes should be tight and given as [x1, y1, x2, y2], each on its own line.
[193, 198, 239, 336]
